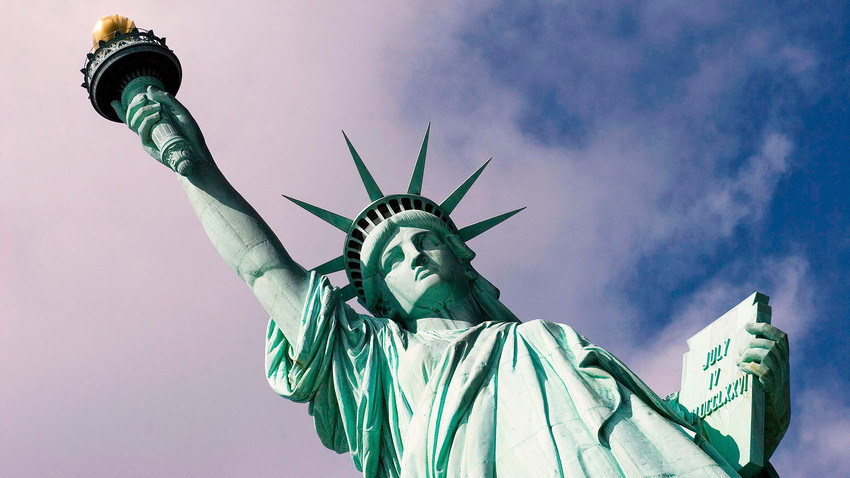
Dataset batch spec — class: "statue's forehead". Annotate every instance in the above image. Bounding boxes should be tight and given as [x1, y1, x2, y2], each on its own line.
[381, 226, 439, 253]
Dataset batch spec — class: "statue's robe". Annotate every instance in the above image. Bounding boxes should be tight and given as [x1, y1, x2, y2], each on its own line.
[266, 273, 738, 477]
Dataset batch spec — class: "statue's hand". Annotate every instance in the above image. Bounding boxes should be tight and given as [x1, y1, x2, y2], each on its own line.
[111, 87, 212, 172]
[737, 322, 790, 457]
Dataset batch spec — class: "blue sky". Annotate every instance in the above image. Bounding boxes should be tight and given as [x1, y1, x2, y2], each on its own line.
[2, 1, 849, 476]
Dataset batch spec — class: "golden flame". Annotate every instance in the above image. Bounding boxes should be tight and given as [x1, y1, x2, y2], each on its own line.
[92, 15, 136, 46]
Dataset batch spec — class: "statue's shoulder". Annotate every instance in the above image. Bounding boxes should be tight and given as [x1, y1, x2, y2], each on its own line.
[515, 318, 581, 334]
[511, 319, 590, 347]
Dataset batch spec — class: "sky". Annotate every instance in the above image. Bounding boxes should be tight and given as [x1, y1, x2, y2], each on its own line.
[2, 1, 849, 476]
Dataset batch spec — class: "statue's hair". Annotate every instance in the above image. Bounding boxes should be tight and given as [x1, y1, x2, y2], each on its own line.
[359, 210, 520, 324]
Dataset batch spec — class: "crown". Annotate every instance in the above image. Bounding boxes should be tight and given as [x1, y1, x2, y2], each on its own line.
[285, 125, 524, 307]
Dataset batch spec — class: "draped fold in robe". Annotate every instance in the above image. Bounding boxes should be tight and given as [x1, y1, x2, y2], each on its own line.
[266, 273, 738, 477]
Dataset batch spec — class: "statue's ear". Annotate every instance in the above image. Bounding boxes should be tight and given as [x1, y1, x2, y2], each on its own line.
[372, 284, 396, 318]
[446, 233, 475, 263]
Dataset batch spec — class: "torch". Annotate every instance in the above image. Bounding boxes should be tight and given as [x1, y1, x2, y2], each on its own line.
[81, 15, 194, 176]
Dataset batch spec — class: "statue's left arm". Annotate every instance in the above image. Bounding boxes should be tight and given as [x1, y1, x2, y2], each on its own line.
[737, 322, 790, 459]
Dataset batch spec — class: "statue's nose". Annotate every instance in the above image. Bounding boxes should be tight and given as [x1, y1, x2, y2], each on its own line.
[401, 240, 425, 269]
[411, 252, 427, 269]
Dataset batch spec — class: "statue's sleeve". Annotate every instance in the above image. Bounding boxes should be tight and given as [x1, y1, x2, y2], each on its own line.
[264, 272, 387, 468]
[663, 392, 705, 432]
[265, 271, 340, 403]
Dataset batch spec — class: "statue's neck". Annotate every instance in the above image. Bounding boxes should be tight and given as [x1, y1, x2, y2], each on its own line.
[402, 293, 484, 333]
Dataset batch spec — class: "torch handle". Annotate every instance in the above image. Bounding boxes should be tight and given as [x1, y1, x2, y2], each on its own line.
[150, 122, 194, 176]
[121, 76, 194, 177]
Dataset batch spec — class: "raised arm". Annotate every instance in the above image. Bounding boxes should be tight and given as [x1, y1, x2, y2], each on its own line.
[113, 87, 307, 341]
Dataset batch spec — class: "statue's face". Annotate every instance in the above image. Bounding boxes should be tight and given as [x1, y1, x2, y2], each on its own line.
[378, 226, 470, 320]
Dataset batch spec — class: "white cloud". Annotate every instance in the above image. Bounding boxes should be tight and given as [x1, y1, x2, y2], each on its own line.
[773, 384, 850, 476]
[655, 132, 793, 243]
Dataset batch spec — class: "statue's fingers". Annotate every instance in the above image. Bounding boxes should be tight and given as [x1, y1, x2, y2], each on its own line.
[738, 360, 769, 380]
[125, 93, 149, 124]
[147, 86, 191, 119]
[146, 86, 202, 143]
[145, 87, 208, 160]
[738, 347, 769, 365]
[740, 337, 775, 352]
[745, 323, 789, 362]
[111, 100, 127, 123]
[745, 322, 788, 344]
[739, 344, 785, 388]
[128, 102, 156, 129]
[137, 111, 161, 147]
[129, 104, 160, 133]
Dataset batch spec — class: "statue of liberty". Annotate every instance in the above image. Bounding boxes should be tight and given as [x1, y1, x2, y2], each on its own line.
[113, 85, 790, 477]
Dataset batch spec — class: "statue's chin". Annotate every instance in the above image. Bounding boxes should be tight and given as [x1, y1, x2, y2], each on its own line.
[412, 280, 464, 312]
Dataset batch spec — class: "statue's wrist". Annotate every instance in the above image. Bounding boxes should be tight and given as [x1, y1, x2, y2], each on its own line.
[177, 156, 222, 181]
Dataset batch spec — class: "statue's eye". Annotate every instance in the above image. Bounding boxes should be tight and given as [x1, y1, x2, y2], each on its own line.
[381, 251, 402, 273]
[420, 234, 441, 250]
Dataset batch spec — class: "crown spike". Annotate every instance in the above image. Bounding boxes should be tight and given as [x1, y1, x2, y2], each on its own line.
[313, 255, 346, 275]
[283, 195, 353, 232]
[458, 207, 525, 242]
[342, 131, 384, 201]
[440, 158, 491, 214]
[407, 123, 430, 195]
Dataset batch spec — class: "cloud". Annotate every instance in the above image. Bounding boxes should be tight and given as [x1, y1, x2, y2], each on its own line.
[772, 383, 850, 476]
[652, 132, 793, 245]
